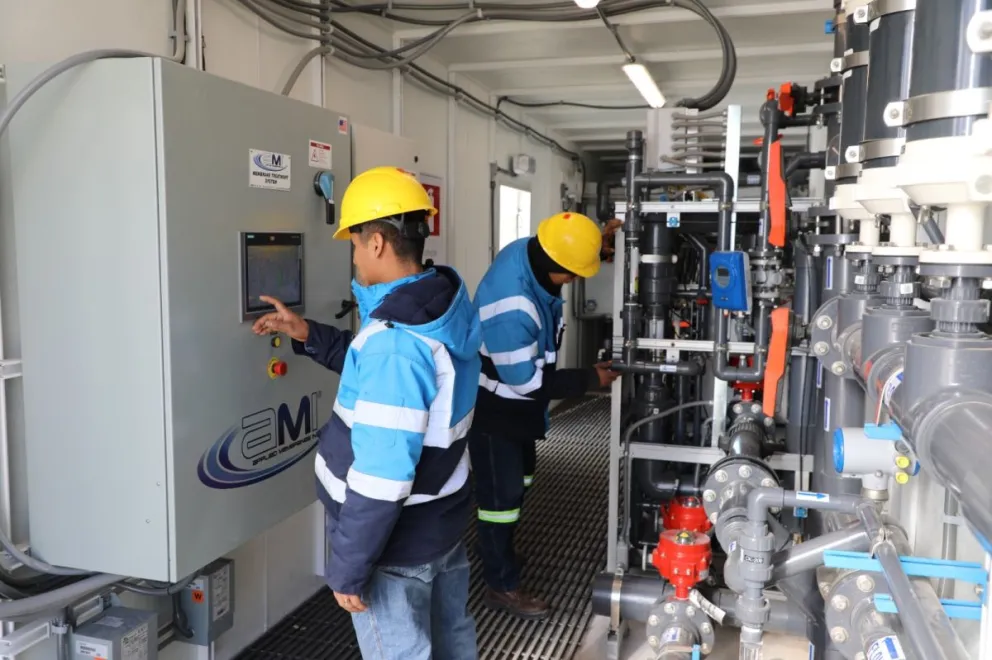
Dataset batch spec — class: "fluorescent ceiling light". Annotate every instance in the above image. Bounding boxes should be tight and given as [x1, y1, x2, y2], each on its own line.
[574, 0, 601, 7]
[623, 62, 666, 108]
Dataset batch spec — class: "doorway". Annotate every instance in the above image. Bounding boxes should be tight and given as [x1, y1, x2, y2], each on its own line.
[497, 184, 533, 254]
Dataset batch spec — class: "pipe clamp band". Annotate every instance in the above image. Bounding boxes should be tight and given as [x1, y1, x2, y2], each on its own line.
[842, 50, 869, 71]
[610, 570, 623, 629]
[858, 137, 906, 162]
[886, 87, 992, 127]
[868, 0, 915, 20]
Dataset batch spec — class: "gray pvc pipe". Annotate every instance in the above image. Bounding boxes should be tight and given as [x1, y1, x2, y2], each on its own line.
[892, 390, 992, 556]
[746, 487, 864, 525]
[857, 505, 968, 660]
[770, 525, 869, 581]
[589, 573, 807, 637]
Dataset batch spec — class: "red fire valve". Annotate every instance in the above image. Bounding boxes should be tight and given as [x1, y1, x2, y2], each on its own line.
[663, 496, 712, 534]
[651, 530, 712, 599]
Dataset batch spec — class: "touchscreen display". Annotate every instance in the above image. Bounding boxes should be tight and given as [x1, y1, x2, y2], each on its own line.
[242, 233, 303, 316]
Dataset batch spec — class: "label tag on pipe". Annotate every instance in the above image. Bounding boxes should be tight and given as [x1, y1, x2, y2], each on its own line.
[825, 256, 834, 290]
[816, 363, 823, 389]
[796, 491, 830, 503]
[868, 636, 906, 660]
[824, 397, 831, 432]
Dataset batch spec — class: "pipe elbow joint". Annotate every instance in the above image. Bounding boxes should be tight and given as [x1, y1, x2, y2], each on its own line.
[746, 487, 785, 524]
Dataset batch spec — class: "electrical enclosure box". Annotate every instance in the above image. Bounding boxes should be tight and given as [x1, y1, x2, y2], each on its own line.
[177, 558, 235, 646]
[710, 251, 752, 312]
[71, 607, 158, 660]
[3, 59, 352, 580]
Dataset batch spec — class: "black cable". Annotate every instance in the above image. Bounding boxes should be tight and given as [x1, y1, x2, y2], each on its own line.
[596, 5, 636, 63]
[172, 592, 195, 638]
[329, 20, 583, 161]
[499, 98, 647, 111]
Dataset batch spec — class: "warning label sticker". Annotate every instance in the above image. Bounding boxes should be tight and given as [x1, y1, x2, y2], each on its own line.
[249, 149, 291, 191]
[121, 622, 149, 660]
[308, 140, 332, 169]
[213, 563, 232, 621]
[76, 641, 109, 659]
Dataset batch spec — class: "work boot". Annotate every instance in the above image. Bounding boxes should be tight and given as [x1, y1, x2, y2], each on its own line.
[483, 587, 550, 620]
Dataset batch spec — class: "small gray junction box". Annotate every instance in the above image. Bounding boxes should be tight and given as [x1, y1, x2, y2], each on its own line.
[71, 607, 158, 660]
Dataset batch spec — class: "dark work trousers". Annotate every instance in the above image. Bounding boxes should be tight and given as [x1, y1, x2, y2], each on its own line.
[468, 427, 537, 592]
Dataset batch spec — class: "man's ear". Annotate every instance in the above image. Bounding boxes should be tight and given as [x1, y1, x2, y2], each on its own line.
[370, 231, 385, 258]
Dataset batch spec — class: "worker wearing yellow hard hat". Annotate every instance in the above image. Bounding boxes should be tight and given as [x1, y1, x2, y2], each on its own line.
[468, 210, 622, 619]
[253, 165, 482, 658]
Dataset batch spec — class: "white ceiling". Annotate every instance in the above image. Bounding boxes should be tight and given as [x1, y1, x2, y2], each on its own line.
[385, 0, 835, 156]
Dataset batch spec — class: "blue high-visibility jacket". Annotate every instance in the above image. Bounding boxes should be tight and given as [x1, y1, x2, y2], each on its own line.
[472, 238, 594, 440]
[292, 266, 482, 595]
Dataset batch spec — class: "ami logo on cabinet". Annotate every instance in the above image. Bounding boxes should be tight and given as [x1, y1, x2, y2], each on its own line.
[198, 392, 321, 489]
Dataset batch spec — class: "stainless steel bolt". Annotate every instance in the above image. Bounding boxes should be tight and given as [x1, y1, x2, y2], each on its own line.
[685, 606, 696, 617]
[738, 465, 753, 479]
[831, 627, 848, 643]
[814, 341, 830, 356]
[981, 21, 992, 39]
[723, 487, 735, 500]
[709, 512, 718, 523]
[664, 602, 677, 615]
[761, 478, 776, 488]
[733, 403, 744, 414]
[816, 315, 833, 329]
[819, 581, 831, 596]
[888, 107, 900, 120]
[831, 594, 849, 611]
[703, 489, 717, 502]
[701, 644, 712, 654]
[647, 635, 660, 648]
[701, 622, 712, 634]
[764, 417, 774, 427]
[857, 575, 875, 592]
[714, 470, 729, 483]
[832, 362, 846, 375]
[647, 614, 659, 626]
[750, 403, 761, 415]
[770, 506, 781, 514]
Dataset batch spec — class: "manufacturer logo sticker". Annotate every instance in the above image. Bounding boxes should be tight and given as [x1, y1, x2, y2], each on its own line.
[198, 393, 320, 489]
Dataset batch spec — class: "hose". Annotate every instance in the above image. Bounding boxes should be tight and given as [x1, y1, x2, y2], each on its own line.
[0, 574, 122, 620]
[281, 45, 332, 95]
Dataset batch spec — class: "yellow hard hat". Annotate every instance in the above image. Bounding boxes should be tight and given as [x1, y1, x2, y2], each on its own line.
[334, 166, 437, 240]
[536, 212, 602, 278]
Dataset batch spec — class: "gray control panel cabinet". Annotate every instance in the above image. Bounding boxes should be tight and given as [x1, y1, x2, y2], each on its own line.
[5, 59, 352, 580]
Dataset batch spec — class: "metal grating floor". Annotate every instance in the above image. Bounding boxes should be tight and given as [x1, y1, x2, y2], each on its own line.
[237, 396, 611, 660]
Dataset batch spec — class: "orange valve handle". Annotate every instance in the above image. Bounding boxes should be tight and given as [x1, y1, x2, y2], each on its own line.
[762, 307, 792, 417]
[767, 139, 787, 248]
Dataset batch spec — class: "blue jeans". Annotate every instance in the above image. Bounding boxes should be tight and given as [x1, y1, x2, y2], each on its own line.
[349, 542, 478, 660]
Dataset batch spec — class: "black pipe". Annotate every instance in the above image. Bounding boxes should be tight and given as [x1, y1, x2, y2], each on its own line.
[785, 151, 826, 180]
[622, 131, 645, 366]
[612, 359, 704, 377]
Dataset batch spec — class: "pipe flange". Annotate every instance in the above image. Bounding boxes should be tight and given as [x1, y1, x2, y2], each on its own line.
[645, 598, 716, 656]
[918, 261, 992, 279]
[804, 233, 859, 246]
[930, 298, 991, 325]
[823, 569, 894, 659]
[702, 456, 778, 543]
[871, 250, 922, 264]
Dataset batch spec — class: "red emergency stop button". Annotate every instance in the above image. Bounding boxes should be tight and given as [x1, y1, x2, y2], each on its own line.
[268, 358, 288, 379]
